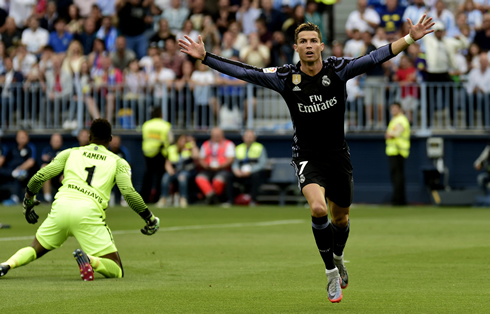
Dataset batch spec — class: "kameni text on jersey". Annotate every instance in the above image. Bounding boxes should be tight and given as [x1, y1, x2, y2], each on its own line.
[82, 151, 107, 161]
[297, 96, 337, 113]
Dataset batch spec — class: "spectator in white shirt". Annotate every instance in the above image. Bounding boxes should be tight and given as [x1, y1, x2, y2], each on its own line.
[236, 0, 261, 35]
[12, 45, 37, 77]
[466, 52, 490, 94]
[191, 60, 216, 126]
[345, 0, 380, 38]
[239, 32, 270, 68]
[429, 0, 456, 32]
[162, 0, 189, 34]
[21, 16, 50, 56]
[9, 0, 36, 29]
[402, 0, 428, 30]
[148, 55, 176, 100]
[344, 29, 365, 57]
[372, 26, 390, 47]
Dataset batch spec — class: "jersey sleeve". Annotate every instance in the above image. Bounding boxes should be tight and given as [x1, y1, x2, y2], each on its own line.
[203, 52, 287, 93]
[115, 158, 153, 221]
[26, 148, 71, 196]
[330, 44, 394, 81]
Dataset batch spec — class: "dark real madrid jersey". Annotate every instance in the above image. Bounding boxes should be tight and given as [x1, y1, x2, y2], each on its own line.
[203, 44, 394, 158]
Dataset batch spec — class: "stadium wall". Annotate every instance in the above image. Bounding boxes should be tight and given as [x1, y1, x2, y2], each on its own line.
[1, 132, 487, 204]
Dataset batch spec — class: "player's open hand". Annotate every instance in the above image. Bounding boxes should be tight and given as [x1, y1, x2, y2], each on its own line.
[23, 196, 40, 224]
[141, 216, 160, 236]
[178, 35, 206, 61]
[407, 14, 435, 41]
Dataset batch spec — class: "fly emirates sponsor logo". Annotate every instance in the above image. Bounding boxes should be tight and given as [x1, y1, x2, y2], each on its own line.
[297, 95, 337, 113]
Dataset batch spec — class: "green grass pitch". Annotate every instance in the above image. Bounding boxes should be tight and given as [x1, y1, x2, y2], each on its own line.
[1, 204, 490, 313]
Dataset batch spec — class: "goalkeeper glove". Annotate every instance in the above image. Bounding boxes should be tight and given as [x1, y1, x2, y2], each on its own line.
[141, 216, 160, 235]
[23, 196, 41, 224]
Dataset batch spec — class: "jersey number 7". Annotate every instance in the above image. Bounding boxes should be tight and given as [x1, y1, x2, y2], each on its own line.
[85, 166, 96, 186]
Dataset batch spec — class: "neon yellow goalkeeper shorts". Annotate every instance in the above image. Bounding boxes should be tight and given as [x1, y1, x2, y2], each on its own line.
[36, 198, 118, 256]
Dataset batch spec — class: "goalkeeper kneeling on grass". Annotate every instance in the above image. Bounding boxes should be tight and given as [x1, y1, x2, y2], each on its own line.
[0, 119, 160, 281]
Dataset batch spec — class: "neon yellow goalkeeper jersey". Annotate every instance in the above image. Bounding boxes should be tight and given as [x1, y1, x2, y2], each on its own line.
[28, 144, 147, 218]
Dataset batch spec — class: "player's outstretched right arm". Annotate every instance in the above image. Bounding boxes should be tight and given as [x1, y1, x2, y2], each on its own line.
[114, 159, 160, 235]
[179, 35, 286, 93]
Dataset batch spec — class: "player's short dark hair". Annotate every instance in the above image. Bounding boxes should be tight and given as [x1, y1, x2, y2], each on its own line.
[151, 107, 162, 119]
[295, 22, 322, 44]
[391, 102, 402, 108]
[90, 119, 112, 142]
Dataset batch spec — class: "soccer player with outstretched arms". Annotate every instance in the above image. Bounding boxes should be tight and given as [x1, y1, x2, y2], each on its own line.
[179, 16, 434, 303]
[0, 119, 160, 281]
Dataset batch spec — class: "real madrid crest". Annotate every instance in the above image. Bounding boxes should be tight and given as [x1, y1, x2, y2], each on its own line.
[292, 74, 301, 85]
[322, 75, 331, 87]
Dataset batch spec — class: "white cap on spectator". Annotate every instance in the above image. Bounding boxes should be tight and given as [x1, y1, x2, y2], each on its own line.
[433, 21, 445, 31]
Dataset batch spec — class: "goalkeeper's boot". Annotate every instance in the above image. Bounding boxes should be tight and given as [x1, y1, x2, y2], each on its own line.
[326, 268, 343, 303]
[0, 263, 10, 277]
[73, 249, 94, 281]
[333, 254, 349, 289]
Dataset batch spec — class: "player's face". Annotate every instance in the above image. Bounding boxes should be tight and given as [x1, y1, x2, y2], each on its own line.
[294, 31, 324, 64]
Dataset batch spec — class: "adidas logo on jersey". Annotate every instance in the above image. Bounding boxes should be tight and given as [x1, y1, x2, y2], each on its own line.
[293, 86, 302, 91]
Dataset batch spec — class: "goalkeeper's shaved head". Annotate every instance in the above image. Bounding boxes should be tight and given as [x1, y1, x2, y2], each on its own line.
[89, 119, 112, 144]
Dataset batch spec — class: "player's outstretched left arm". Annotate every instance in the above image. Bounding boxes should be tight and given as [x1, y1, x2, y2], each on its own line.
[391, 14, 435, 55]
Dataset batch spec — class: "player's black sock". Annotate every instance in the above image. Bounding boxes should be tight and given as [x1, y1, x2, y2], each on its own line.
[311, 215, 335, 270]
[331, 220, 350, 257]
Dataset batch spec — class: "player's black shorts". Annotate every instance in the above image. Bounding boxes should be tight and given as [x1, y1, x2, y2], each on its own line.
[291, 148, 353, 208]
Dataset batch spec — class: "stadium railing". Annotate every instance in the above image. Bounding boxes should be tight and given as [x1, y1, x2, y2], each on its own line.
[1, 81, 489, 133]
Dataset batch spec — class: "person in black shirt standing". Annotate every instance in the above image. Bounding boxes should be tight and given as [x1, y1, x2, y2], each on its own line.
[116, 0, 150, 59]
[179, 16, 434, 303]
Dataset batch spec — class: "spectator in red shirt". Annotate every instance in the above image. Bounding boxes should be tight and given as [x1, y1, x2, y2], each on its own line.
[393, 55, 418, 123]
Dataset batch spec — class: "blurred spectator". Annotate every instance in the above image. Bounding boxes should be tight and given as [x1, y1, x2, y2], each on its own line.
[162, 36, 185, 78]
[157, 134, 199, 208]
[188, 0, 209, 31]
[39, 1, 58, 32]
[196, 127, 235, 206]
[429, 0, 455, 32]
[124, 58, 146, 100]
[282, 4, 305, 45]
[213, 0, 236, 35]
[0, 41, 6, 74]
[232, 129, 268, 206]
[97, 0, 116, 16]
[0, 130, 37, 206]
[88, 38, 106, 73]
[1, 17, 22, 50]
[40, 133, 63, 202]
[139, 44, 160, 73]
[467, 42, 482, 70]
[141, 107, 173, 203]
[406, 42, 427, 82]
[78, 18, 98, 55]
[174, 59, 193, 90]
[74, 0, 98, 18]
[393, 55, 418, 123]
[466, 52, 490, 95]
[176, 19, 200, 43]
[92, 53, 123, 123]
[459, 0, 483, 31]
[116, 0, 150, 59]
[200, 15, 221, 53]
[21, 15, 49, 56]
[190, 60, 215, 126]
[236, 0, 261, 35]
[38, 45, 55, 78]
[163, 0, 189, 34]
[228, 21, 248, 51]
[77, 129, 90, 146]
[377, 0, 405, 35]
[221, 31, 240, 59]
[372, 26, 389, 47]
[402, 0, 428, 30]
[345, 0, 380, 38]
[90, 4, 103, 29]
[62, 40, 86, 74]
[240, 32, 270, 68]
[78, 60, 99, 120]
[148, 55, 176, 101]
[305, 1, 326, 45]
[10, 0, 36, 29]
[473, 13, 490, 51]
[150, 19, 173, 50]
[423, 21, 469, 83]
[0, 57, 23, 105]
[13, 45, 37, 77]
[259, 0, 284, 33]
[45, 54, 75, 129]
[270, 31, 294, 65]
[109, 135, 131, 205]
[48, 18, 74, 53]
[66, 4, 84, 35]
[255, 17, 273, 49]
[110, 36, 136, 71]
[96, 15, 119, 53]
[344, 29, 364, 58]
[447, 11, 474, 42]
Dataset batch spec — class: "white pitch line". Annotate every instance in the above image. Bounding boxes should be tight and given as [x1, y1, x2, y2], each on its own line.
[0, 219, 306, 242]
